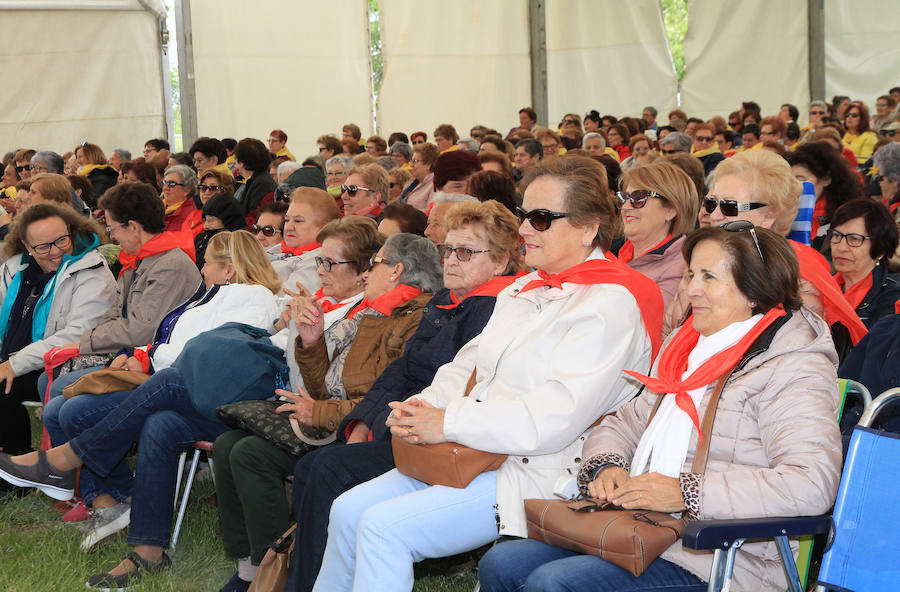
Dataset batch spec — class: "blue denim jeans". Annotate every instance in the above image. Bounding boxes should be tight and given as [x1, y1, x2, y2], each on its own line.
[39, 365, 106, 401]
[43, 390, 135, 505]
[478, 538, 706, 592]
[68, 368, 226, 547]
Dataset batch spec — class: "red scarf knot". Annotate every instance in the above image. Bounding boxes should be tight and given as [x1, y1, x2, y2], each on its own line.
[118, 231, 196, 278]
[280, 241, 320, 258]
[435, 273, 525, 310]
[617, 234, 672, 265]
[347, 284, 423, 319]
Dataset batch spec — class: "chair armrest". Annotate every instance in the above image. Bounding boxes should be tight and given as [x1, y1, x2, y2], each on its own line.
[682, 516, 831, 550]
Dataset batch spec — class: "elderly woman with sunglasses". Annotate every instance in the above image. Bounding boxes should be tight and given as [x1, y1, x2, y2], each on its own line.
[311, 155, 664, 592]
[611, 161, 698, 308]
[479, 225, 843, 592]
[213, 229, 441, 592]
[665, 151, 868, 358]
[341, 164, 388, 221]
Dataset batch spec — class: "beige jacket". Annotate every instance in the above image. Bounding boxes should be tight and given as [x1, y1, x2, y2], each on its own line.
[581, 308, 842, 591]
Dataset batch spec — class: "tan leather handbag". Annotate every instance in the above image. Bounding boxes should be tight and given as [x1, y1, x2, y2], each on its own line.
[392, 369, 508, 488]
[524, 369, 732, 577]
[247, 524, 296, 592]
[61, 369, 151, 399]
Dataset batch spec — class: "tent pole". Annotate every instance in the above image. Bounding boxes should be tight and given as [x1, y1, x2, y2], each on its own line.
[175, 0, 198, 149]
[808, 0, 825, 101]
[528, 0, 548, 126]
[159, 17, 175, 144]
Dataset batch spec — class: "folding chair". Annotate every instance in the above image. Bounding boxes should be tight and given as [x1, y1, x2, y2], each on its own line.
[171, 440, 215, 551]
[683, 385, 896, 592]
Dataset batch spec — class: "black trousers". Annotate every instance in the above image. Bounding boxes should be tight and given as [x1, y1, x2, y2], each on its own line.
[0, 370, 42, 455]
[287, 439, 395, 592]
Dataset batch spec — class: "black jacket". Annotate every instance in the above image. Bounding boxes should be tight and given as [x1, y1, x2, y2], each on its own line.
[855, 262, 900, 329]
[338, 288, 498, 442]
[85, 166, 119, 209]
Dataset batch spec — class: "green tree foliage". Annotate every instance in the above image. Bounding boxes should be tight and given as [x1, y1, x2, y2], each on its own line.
[662, 0, 687, 82]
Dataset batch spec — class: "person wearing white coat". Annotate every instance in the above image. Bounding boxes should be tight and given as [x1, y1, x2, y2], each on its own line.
[312, 156, 663, 592]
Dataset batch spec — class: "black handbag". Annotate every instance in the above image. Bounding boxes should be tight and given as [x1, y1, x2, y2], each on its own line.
[216, 399, 333, 457]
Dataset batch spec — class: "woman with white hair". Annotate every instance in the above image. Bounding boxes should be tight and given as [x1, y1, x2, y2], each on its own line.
[161, 165, 200, 233]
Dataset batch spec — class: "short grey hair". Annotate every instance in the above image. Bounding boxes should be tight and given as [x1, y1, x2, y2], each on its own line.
[164, 164, 199, 193]
[112, 148, 132, 161]
[642, 106, 658, 117]
[382, 233, 444, 293]
[582, 132, 606, 149]
[277, 161, 302, 180]
[457, 138, 480, 153]
[326, 155, 354, 172]
[874, 143, 900, 183]
[389, 142, 413, 161]
[660, 131, 693, 153]
[31, 150, 64, 174]
[431, 192, 478, 205]
[809, 100, 827, 110]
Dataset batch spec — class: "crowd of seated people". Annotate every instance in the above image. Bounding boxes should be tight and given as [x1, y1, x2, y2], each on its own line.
[0, 87, 899, 592]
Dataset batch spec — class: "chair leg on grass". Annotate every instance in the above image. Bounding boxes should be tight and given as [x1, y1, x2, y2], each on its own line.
[171, 448, 201, 551]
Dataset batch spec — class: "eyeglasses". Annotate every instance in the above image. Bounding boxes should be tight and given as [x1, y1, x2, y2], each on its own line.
[14, 164, 33, 173]
[881, 130, 897, 137]
[828, 228, 870, 248]
[437, 244, 491, 262]
[616, 190, 664, 209]
[845, 112, 861, 119]
[326, 170, 346, 176]
[703, 195, 767, 217]
[252, 224, 281, 237]
[369, 254, 393, 267]
[315, 256, 354, 272]
[318, 146, 329, 152]
[32, 164, 48, 173]
[162, 180, 185, 188]
[721, 220, 764, 261]
[341, 184, 372, 196]
[809, 110, 825, 116]
[411, 139, 426, 145]
[561, 119, 579, 126]
[198, 184, 224, 192]
[661, 148, 679, 155]
[106, 221, 129, 235]
[516, 207, 569, 232]
[877, 103, 889, 109]
[760, 130, 778, 136]
[26, 234, 71, 255]
[694, 136, 714, 143]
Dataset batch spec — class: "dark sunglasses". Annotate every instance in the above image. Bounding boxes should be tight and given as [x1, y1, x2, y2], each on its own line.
[437, 244, 491, 262]
[198, 184, 224, 192]
[252, 224, 281, 237]
[694, 135, 714, 142]
[661, 148, 679, 155]
[15, 164, 34, 173]
[162, 180, 185, 188]
[703, 195, 767, 217]
[845, 112, 861, 118]
[809, 110, 825, 116]
[881, 130, 897, 137]
[340, 184, 372, 196]
[721, 220, 764, 261]
[516, 207, 569, 232]
[616, 190, 664, 209]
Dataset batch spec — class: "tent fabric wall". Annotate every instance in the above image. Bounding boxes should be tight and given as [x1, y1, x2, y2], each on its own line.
[545, 0, 677, 123]
[376, 0, 531, 139]
[189, 0, 372, 153]
[824, 0, 900, 107]
[680, 0, 810, 123]
[0, 4, 165, 155]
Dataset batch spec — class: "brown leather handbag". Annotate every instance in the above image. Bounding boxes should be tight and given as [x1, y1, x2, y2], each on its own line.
[61, 369, 151, 399]
[247, 524, 296, 592]
[392, 369, 508, 489]
[524, 369, 732, 577]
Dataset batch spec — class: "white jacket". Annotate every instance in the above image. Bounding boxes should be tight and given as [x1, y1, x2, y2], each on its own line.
[145, 283, 281, 371]
[415, 249, 653, 537]
[0, 251, 115, 375]
[270, 246, 321, 295]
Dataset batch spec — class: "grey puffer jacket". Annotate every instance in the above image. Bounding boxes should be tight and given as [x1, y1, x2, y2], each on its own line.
[580, 308, 842, 591]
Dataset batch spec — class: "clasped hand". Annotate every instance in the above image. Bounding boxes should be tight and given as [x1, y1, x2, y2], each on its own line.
[281, 284, 324, 346]
[109, 353, 145, 372]
[386, 399, 446, 445]
[274, 388, 315, 426]
[588, 467, 685, 513]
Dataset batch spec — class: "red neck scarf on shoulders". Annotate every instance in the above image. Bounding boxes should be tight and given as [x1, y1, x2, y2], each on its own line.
[118, 231, 196, 278]
[347, 283, 423, 319]
[281, 241, 320, 257]
[517, 257, 664, 359]
[791, 241, 867, 344]
[834, 271, 873, 311]
[617, 234, 672, 265]
[436, 273, 525, 310]
[624, 307, 786, 445]
[314, 288, 345, 314]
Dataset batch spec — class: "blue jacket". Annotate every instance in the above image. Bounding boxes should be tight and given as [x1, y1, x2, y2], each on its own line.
[338, 288, 497, 442]
[839, 313, 900, 435]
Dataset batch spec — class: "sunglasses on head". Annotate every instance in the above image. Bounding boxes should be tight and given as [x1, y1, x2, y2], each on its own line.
[252, 224, 281, 237]
[516, 207, 569, 231]
[341, 184, 372, 196]
[721, 220, 764, 261]
[616, 190, 664, 209]
[703, 195, 767, 217]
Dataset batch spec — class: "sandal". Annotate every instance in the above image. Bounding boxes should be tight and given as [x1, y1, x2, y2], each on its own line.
[85, 550, 171, 591]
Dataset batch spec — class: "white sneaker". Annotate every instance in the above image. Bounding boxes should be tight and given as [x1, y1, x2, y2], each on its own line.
[81, 502, 131, 551]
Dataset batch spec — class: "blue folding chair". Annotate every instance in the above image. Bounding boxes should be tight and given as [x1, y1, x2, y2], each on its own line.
[683, 386, 899, 592]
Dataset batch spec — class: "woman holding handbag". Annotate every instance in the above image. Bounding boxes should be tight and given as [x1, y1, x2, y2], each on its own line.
[478, 225, 843, 592]
[311, 155, 664, 592]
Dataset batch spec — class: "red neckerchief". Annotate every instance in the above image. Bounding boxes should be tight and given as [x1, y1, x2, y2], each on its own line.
[791, 241, 867, 344]
[348, 283, 423, 319]
[348, 203, 383, 218]
[895, 299, 900, 314]
[834, 271, 874, 311]
[281, 241, 320, 257]
[313, 287, 356, 314]
[811, 198, 827, 238]
[617, 234, 672, 265]
[436, 273, 525, 310]
[118, 231, 196, 278]
[624, 307, 786, 445]
[517, 257, 664, 359]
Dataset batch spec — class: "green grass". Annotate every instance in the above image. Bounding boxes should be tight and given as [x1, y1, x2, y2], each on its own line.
[0, 413, 477, 591]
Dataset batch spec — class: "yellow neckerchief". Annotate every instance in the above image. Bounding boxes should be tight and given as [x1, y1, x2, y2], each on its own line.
[691, 145, 721, 158]
[739, 141, 763, 152]
[0, 186, 17, 200]
[276, 147, 296, 162]
[401, 162, 412, 171]
[78, 163, 111, 177]
[225, 154, 236, 165]
[603, 147, 618, 162]
[212, 162, 234, 177]
[165, 199, 187, 215]
[440, 145, 460, 154]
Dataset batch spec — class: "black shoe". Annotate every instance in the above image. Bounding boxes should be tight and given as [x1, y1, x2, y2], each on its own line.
[219, 571, 251, 592]
[0, 450, 75, 500]
[85, 550, 171, 591]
